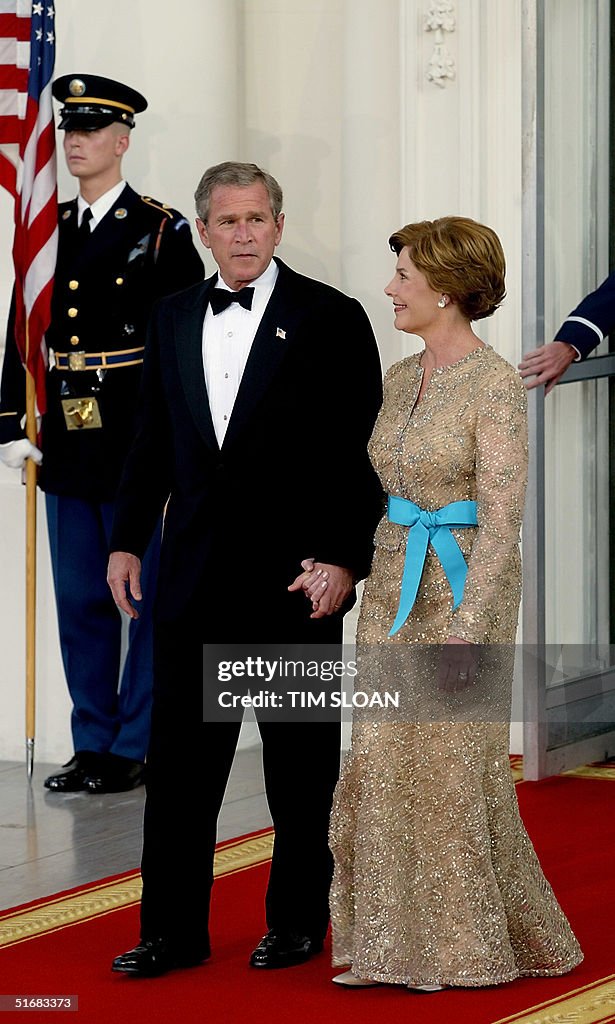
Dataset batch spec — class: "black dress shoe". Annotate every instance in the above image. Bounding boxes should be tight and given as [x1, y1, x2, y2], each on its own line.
[86, 754, 145, 794]
[112, 938, 208, 978]
[249, 930, 323, 969]
[44, 752, 104, 792]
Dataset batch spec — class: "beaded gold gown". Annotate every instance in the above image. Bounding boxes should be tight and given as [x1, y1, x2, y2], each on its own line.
[329, 346, 582, 987]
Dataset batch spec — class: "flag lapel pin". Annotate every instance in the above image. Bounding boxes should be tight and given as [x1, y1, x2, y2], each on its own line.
[275, 327, 286, 340]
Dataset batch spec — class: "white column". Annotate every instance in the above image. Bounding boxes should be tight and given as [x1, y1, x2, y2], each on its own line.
[340, 0, 402, 372]
[397, 0, 523, 366]
[240, 0, 346, 285]
[54, 0, 240, 221]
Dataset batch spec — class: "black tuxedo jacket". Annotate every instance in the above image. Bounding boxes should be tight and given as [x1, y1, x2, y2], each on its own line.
[111, 258, 384, 633]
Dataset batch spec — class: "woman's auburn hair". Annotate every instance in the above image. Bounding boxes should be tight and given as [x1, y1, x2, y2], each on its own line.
[388, 216, 506, 321]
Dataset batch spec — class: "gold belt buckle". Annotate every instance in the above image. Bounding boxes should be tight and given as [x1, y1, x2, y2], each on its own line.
[61, 397, 103, 430]
[68, 351, 87, 371]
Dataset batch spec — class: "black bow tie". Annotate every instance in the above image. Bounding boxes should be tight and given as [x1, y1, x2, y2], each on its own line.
[209, 287, 255, 315]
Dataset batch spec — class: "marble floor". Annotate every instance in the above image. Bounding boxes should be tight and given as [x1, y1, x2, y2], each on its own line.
[0, 746, 271, 912]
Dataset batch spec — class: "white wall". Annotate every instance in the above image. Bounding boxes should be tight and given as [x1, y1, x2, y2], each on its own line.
[0, 0, 526, 761]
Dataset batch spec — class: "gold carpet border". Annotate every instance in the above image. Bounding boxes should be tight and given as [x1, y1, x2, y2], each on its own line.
[491, 975, 615, 1024]
[510, 754, 524, 783]
[563, 764, 615, 781]
[0, 830, 274, 950]
[509, 756, 615, 784]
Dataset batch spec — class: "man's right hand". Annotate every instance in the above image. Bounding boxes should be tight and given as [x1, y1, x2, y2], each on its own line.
[107, 551, 143, 619]
[518, 341, 577, 394]
[0, 439, 43, 469]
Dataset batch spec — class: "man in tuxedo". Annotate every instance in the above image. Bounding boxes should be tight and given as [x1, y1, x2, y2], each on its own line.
[107, 161, 383, 976]
[0, 75, 204, 793]
[519, 271, 615, 392]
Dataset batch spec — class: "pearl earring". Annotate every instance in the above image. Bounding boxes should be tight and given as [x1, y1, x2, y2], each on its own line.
[438, 297, 446, 308]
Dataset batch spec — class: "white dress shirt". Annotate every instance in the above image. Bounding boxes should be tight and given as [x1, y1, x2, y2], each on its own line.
[77, 180, 127, 230]
[202, 259, 279, 447]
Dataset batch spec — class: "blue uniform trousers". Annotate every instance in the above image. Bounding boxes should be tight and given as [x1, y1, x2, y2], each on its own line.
[45, 493, 160, 761]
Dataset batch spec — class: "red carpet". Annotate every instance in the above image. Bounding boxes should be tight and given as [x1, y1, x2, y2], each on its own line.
[0, 764, 614, 1024]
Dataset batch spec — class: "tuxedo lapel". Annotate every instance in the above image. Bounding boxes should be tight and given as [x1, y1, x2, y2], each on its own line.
[222, 260, 304, 450]
[175, 261, 308, 453]
[174, 277, 219, 451]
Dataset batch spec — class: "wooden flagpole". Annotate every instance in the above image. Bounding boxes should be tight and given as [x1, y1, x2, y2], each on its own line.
[24, 325, 37, 782]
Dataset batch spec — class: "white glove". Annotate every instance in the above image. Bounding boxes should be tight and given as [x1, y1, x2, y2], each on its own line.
[0, 439, 43, 468]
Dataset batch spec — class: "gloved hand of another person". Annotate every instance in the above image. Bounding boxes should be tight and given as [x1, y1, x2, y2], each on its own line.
[0, 439, 43, 468]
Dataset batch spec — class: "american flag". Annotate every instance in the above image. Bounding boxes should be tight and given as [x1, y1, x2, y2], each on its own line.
[0, 0, 57, 414]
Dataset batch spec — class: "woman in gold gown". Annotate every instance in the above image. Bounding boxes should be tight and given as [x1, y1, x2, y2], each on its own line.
[328, 217, 583, 990]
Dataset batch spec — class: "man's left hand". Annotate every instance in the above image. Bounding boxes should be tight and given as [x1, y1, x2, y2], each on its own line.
[288, 558, 354, 618]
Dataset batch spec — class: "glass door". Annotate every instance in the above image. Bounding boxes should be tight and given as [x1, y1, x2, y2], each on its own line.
[522, 0, 615, 778]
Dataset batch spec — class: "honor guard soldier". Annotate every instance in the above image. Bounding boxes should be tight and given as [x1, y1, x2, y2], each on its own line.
[0, 74, 204, 792]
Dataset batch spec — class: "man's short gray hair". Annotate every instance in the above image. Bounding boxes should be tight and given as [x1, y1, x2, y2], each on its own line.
[195, 161, 283, 223]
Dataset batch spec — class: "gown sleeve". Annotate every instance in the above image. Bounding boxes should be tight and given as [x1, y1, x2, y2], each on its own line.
[450, 365, 528, 644]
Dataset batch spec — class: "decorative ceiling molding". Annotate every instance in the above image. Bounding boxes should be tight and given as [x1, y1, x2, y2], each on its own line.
[425, 0, 456, 88]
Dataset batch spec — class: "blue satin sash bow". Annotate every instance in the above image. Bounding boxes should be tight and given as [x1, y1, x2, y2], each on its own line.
[387, 494, 478, 637]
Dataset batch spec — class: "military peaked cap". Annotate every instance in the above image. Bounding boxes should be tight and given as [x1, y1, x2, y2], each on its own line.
[52, 74, 148, 131]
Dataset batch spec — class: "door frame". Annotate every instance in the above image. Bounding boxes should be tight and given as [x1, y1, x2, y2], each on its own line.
[521, 0, 615, 779]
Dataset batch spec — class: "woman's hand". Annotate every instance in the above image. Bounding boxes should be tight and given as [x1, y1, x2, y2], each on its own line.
[288, 558, 354, 617]
[438, 636, 478, 692]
